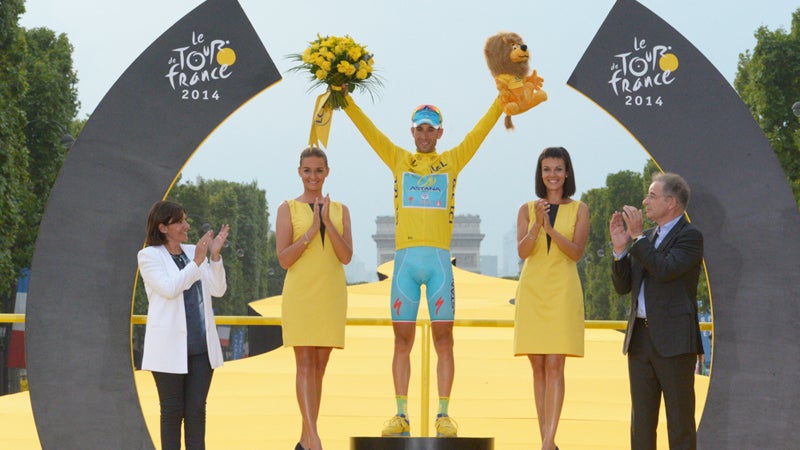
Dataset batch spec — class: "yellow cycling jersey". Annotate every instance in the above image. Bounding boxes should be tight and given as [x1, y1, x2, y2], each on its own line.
[344, 96, 502, 250]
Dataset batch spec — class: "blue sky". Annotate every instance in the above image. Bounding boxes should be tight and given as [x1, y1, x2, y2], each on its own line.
[21, 1, 799, 280]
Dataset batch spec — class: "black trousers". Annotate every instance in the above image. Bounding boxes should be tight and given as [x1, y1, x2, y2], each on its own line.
[628, 320, 697, 450]
[152, 353, 214, 450]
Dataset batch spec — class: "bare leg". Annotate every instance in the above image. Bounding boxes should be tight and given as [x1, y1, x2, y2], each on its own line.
[294, 347, 330, 450]
[311, 347, 332, 449]
[311, 347, 332, 424]
[529, 355, 547, 441]
[431, 321, 455, 398]
[542, 354, 566, 450]
[392, 322, 416, 397]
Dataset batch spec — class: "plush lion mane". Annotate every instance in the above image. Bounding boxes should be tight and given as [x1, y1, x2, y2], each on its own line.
[484, 32, 529, 79]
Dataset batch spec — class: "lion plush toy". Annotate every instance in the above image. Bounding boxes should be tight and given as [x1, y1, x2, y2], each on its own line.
[484, 32, 547, 129]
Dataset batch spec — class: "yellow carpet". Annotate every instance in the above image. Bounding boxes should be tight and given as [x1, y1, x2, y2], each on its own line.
[0, 263, 709, 449]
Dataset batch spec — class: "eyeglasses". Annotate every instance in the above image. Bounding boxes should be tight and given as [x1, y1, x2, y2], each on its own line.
[646, 193, 671, 201]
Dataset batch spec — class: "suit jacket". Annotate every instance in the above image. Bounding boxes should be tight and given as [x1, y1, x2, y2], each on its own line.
[138, 244, 226, 373]
[612, 216, 704, 357]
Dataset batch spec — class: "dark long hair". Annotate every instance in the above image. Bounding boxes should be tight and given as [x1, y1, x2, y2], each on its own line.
[144, 200, 185, 247]
[534, 146, 576, 199]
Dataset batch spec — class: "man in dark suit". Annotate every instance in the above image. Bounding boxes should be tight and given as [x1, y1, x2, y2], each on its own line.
[609, 172, 704, 450]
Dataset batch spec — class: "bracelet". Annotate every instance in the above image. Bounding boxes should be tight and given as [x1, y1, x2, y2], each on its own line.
[302, 232, 310, 245]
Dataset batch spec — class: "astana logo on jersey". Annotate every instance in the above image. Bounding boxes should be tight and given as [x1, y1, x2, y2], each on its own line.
[402, 172, 448, 209]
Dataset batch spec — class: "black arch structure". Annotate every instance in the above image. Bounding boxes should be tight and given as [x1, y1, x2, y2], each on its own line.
[25, 0, 280, 448]
[568, 0, 800, 447]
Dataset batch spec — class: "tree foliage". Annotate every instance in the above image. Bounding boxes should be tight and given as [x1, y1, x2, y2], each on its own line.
[579, 169, 644, 320]
[735, 8, 800, 203]
[0, 0, 29, 302]
[13, 27, 79, 276]
[1, 3, 79, 310]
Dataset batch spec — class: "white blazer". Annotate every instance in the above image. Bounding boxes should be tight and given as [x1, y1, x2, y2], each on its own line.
[138, 244, 226, 373]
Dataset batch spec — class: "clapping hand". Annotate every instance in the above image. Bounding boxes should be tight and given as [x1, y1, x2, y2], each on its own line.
[620, 205, 644, 237]
[209, 224, 230, 260]
[609, 206, 643, 254]
[194, 224, 230, 266]
[609, 211, 629, 254]
[321, 194, 332, 226]
[534, 199, 550, 229]
[310, 197, 322, 236]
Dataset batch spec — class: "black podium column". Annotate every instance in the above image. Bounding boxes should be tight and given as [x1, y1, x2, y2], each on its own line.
[350, 437, 494, 450]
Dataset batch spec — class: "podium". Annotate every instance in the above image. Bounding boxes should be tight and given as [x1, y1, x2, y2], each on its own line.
[350, 437, 494, 449]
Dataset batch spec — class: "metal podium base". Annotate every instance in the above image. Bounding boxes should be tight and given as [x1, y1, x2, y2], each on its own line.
[350, 437, 494, 450]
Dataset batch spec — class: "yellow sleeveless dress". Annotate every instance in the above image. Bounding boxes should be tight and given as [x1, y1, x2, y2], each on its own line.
[514, 200, 585, 357]
[281, 200, 347, 348]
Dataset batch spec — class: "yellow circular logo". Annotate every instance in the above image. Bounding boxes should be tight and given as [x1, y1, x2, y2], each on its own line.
[216, 47, 237, 66]
[659, 53, 679, 72]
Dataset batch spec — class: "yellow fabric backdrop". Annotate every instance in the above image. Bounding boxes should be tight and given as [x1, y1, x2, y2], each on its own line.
[0, 262, 709, 449]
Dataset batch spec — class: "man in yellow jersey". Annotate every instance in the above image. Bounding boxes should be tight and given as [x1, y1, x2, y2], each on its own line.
[344, 95, 503, 437]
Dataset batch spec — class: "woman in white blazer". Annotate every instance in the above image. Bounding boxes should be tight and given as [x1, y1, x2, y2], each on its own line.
[138, 200, 229, 450]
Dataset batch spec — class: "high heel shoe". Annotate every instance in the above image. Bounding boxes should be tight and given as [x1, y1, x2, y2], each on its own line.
[294, 443, 304, 450]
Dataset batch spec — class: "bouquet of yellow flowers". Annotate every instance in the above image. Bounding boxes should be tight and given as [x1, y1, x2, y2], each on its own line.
[288, 34, 381, 110]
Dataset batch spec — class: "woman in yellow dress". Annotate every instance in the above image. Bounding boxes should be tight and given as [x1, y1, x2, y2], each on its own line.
[276, 146, 352, 450]
[514, 146, 589, 450]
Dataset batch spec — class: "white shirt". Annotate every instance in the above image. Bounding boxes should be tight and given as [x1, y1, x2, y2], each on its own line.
[635, 215, 681, 318]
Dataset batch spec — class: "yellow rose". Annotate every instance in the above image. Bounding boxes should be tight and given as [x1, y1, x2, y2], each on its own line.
[301, 48, 313, 63]
[348, 47, 363, 61]
[315, 69, 328, 80]
[311, 54, 325, 67]
[337, 60, 352, 73]
[320, 60, 331, 72]
[337, 61, 356, 77]
[356, 68, 368, 80]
